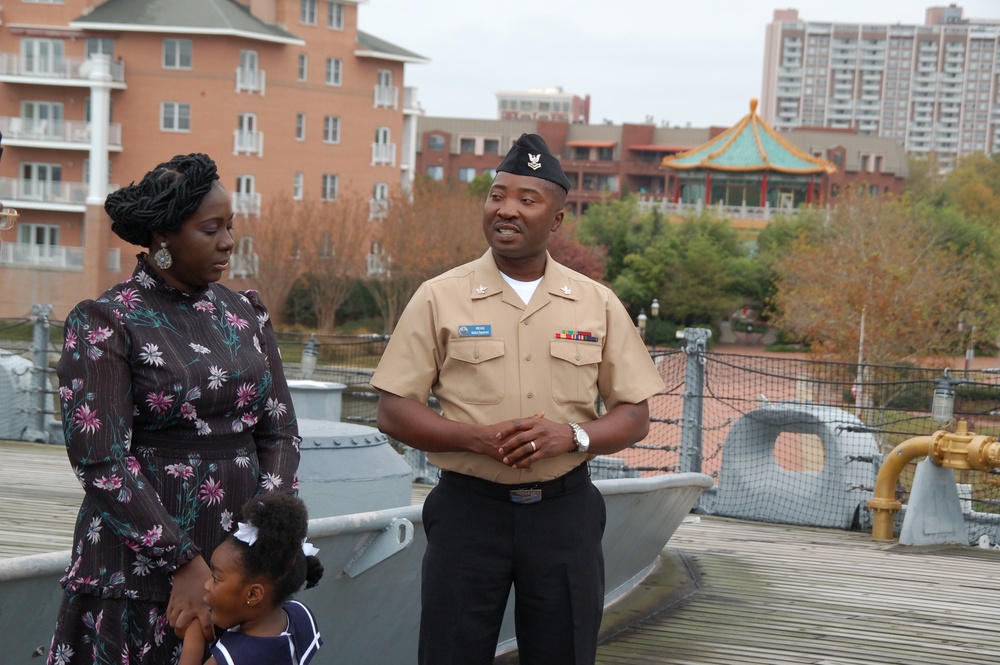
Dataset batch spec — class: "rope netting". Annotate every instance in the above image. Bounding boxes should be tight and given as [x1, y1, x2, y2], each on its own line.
[622, 349, 1000, 543]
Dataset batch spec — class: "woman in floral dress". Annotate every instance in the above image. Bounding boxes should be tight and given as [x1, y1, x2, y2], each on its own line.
[47, 154, 301, 665]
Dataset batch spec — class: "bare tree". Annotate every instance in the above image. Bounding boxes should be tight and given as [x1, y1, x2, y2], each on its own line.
[234, 194, 309, 325]
[366, 178, 485, 332]
[296, 196, 371, 331]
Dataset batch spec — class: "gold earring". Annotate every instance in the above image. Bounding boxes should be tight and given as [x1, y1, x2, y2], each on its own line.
[154, 242, 173, 269]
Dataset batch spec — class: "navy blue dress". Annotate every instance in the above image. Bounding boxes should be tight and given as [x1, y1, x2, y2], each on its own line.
[210, 601, 323, 665]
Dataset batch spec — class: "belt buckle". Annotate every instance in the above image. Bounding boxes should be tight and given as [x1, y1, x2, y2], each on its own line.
[509, 488, 542, 504]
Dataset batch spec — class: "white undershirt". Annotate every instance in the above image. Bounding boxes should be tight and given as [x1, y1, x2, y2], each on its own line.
[500, 272, 542, 305]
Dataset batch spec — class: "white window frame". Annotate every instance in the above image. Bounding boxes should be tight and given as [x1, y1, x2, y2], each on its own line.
[323, 116, 341, 144]
[328, 2, 345, 30]
[298, 53, 308, 82]
[18, 223, 60, 260]
[321, 174, 339, 201]
[301, 0, 318, 25]
[20, 100, 64, 133]
[374, 69, 396, 108]
[235, 113, 259, 154]
[86, 38, 113, 59]
[161, 102, 191, 132]
[293, 172, 304, 200]
[296, 113, 306, 141]
[236, 174, 255, 197]
[163, 39, 192, 69]
[325, 58, 343, 86]
[458, 167, 477, 183]
[20, 38, 64, 76]
[370, 182, 389, 220]
[427, 165, 444, 181]
[20, 162, 62, 200]
[233, 175, 258, 216]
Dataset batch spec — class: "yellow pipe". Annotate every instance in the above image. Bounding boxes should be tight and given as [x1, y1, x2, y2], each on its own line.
[868, 421, 1000, 542]
[868, 436, 933, 541]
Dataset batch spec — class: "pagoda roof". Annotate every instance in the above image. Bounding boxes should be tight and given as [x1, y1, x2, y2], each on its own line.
[662, 100, 836, 175]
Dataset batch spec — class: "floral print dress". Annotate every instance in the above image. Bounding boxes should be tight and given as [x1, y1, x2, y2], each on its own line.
[48, 256, 301, 665]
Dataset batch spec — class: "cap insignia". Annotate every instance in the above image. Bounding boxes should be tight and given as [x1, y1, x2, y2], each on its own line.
[527, 153, 542, 171]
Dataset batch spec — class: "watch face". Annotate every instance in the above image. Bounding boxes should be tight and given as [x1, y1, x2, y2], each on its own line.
[573, 424, 590, 451]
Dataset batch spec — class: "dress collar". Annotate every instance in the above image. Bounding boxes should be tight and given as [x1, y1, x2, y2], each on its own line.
[131, 253, 211, 300]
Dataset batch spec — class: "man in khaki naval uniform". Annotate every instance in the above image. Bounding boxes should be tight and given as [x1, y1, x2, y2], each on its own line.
[371, 133, 664, 665]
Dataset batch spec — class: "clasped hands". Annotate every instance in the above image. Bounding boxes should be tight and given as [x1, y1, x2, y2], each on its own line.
[492, 411, 575, 469]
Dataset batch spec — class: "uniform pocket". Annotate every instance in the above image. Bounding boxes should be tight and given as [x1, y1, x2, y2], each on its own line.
[550, 340, 602, 405]
[446, 338, 506, 405]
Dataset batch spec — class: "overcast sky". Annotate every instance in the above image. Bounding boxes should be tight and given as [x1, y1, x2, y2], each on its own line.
[359, 1, 1000, 128]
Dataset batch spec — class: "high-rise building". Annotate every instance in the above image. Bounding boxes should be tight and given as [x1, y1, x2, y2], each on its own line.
[0, 0, 427, 319]
[496, 86, 590, 123]
[761, 5, 1000, 166]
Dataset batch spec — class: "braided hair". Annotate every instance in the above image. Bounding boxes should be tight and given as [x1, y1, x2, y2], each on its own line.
[232, 493, 324, 604]
[105, 153, 220, 247]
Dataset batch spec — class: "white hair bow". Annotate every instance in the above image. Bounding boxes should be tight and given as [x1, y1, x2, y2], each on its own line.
[234, 521, 259, 546]
[233, 521, 318, 556]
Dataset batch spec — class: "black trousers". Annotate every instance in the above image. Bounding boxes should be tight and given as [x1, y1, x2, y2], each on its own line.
[418, 464, 607, 665]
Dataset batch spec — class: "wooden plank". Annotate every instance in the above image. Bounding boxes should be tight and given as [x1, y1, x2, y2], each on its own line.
[590, 516, 1000, 664]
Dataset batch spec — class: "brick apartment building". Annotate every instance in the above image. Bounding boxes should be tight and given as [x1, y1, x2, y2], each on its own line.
[0, 0, 426, 319]
[414, 110, 908, 218]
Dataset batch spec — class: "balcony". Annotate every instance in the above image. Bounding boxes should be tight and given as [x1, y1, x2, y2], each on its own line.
[0, 178, 117, 212]
[371, 142, 396, 166]
[369, 197, 389, 221]
[232, 192, 261, 217]
[0, 53, 126, 88]
[234, 67, 266, 95]
[635, 197, 825, 222]
[228, 252, 259, 279]
[623, 159, 666, 177]
[0, 117, 123, 150]
[373, 84, 398, 109]
[233, 130, 264, 157]
[403, 87, 423, 115]
[367, 252, 390, 277]
[0, 242, 120, 271]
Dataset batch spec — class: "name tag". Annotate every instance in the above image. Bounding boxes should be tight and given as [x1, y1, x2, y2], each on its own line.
[458, 325, 492, 337]
[509, 488, 542, 504]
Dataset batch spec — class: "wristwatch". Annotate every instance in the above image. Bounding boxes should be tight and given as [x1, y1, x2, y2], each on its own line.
[568, 422, 590, 453]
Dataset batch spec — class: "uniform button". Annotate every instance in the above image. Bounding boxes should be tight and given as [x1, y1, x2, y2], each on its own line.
[525, 354, 532, 361]
[474, 350, 480, 359]
[527, 392, 534, 398]
[523, 320, 530, 325]
[575, 354, 581, 361]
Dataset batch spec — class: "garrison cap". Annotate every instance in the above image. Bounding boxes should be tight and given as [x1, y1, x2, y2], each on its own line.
[496, 133, 571, 193]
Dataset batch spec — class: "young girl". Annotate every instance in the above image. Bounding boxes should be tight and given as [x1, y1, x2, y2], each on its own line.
[181, 493, 324, 665]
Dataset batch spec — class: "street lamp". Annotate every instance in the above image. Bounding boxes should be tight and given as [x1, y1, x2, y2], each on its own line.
[637, 308, 647, 342]
[301, 333, 319, 379]
[650, 298, 660, 351]
[0, 207, 18, 231]
[931, 371, 956, 424]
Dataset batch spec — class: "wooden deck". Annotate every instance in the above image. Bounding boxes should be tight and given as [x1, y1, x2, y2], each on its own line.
[593, 517, 1000, 665]
[0, 440, 81, 558]
[5, 440, 1000, 664]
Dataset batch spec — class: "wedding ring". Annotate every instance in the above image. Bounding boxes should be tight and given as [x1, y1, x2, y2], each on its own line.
[530, 441, 537, 452]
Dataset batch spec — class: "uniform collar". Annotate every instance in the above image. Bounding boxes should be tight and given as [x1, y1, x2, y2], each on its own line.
[470, 250, 579, 304]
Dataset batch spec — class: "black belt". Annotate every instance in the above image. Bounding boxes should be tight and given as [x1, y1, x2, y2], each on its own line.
[439, 462, 590, 505]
